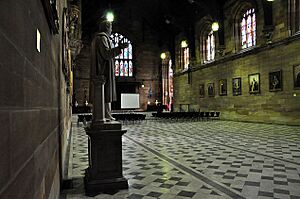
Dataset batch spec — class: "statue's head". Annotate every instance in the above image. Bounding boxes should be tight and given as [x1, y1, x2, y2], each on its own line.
[99, 20, 112, 35]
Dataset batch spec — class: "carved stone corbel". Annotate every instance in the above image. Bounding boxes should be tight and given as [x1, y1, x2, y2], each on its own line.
[69, 4, 83, 59]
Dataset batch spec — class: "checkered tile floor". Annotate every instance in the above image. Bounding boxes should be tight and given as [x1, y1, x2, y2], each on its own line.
[62, 115, 300, 199]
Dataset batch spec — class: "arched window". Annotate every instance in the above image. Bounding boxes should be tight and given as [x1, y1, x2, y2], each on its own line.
[241, 8, 256, 49]
[161, 52, 173, 111]
[180, 40, 189, 70]
[203, 30, 215, 62]
[110, 33, 133, 77]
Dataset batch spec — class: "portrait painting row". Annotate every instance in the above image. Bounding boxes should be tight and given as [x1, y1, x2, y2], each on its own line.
[199, 65, 300, 98]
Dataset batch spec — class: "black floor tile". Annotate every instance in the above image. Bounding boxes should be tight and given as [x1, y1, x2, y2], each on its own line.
[177, 190, 196, 198]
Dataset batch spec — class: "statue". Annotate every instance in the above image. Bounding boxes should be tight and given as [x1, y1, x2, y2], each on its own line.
[91, 20, 128, 121]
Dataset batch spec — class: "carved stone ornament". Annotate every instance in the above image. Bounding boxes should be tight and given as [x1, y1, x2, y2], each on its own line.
[69, 5, 83, 58]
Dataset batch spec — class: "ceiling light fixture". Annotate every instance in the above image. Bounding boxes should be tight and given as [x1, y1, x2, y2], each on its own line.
[212, 22, 219, 31]
[106, 11, 114, 22]
[181, 40, 188, 48]
[160, 52, 166, 60]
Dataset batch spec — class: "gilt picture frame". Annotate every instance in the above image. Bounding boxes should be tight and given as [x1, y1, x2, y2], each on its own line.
[248, 73, 260, 94]
[294, 65, 300, 89]
[199, 84, 205, 98]
[219, 79, 227, 96]
[232, 77, 242, 96]
[208, 83, 215, 97]
[269, 70, 282, 92]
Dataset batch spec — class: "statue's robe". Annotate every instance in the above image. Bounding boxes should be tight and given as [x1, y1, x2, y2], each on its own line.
[90, 32, 121, 103]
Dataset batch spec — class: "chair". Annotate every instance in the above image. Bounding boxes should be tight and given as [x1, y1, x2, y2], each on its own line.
[204, 112, 210, 121]
[215, 112, 220, 120]
[199, 112, 205, 121]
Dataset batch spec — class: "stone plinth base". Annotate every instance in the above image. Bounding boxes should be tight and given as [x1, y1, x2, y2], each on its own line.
[84, 170, 128, 196]
[84, 121, 128, 196]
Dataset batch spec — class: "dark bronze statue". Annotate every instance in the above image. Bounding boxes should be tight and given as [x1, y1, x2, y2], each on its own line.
[91, 20, 128, 121]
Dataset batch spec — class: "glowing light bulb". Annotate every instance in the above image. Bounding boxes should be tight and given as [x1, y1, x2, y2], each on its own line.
[212, 22, 219, 31]
[106, 12, 114, 22]
[181, 40, 188, 48]
[160, 52, 166, 60]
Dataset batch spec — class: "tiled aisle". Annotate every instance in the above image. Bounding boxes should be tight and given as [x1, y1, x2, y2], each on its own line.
[63, 117, 300, 199]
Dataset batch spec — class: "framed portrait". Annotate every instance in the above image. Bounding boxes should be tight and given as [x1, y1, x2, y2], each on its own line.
[294, 65, 300, 89]
[248, 73, 260, 94]
[219, 79, 227, 96]
[41, 0, 59, 34]
[62, 8, 70, 80]
[207, 83, 215, 97]
[232, 77, 242, 96]
[199, 84, 205, 98]
[269, 70, 282, 91]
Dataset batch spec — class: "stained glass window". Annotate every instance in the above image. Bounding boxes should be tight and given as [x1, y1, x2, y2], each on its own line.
[241, 9, 256, 49]
[290, 0, 300, 34]
[204, 30, 215, 62]
[180, 40, 189, 70]
[110, 33, 133, 77]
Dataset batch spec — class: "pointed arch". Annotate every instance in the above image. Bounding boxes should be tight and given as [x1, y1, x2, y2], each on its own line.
[161, 51, 174, 110]
[230, 0, 258, 51]
[195, 15, 218, 64]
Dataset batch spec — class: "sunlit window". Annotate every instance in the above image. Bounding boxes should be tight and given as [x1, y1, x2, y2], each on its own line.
[110, 33, 133, 77]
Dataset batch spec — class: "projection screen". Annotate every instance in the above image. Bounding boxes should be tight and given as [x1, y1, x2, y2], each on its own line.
[121, 93, 140, 109]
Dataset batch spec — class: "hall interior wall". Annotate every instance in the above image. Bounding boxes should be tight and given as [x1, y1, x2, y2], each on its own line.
[173, 1, 300, 125]
[0, 0, 72, 198]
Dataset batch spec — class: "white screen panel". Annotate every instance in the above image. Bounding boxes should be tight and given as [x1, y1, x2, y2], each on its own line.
[121, 93, 140, 109]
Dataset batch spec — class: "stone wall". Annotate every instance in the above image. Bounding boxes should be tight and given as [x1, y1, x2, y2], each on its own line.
[73, 37, 91, 106]
[0, 0, 72, 198]
[174, 37, 300, 125]
[174, 1, 300, 125]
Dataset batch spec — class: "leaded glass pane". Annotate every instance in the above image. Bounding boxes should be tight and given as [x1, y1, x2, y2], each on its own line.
[241, 8, 256, 49]
[253, 13, 256, 46]
[184, 48, 189, 69]
[211, 33, 215, 60]
[180, 40, 189, 69]
[242, 18, 247, 48]
[110, 32, 134, 77]
[129, 61, 133, 77]
[115, 60, 119, 76]
[124, 61, 128, 76]
[120, 61, 124, 76]
[207, 37, 210, 60]
[204, 31, 215, 62]
[129, 43, 132, 59]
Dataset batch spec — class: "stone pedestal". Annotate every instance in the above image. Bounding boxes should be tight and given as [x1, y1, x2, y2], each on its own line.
[84, 121, 128, 196]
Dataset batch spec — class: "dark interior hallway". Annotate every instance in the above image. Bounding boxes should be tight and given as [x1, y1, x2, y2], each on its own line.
[1, 0, 300, 198]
